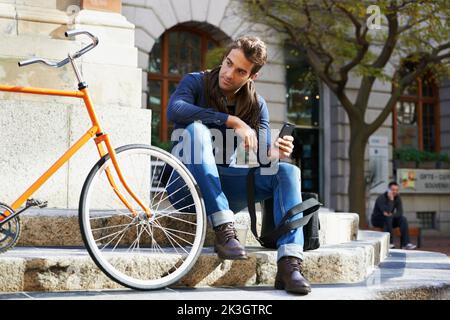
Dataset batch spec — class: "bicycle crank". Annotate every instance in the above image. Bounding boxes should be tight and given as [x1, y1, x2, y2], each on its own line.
[0, 203, 21, 253]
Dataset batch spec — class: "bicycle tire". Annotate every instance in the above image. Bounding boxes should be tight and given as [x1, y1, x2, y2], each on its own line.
[79, 144, 206, 290]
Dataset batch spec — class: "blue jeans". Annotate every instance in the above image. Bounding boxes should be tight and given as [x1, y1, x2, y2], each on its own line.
[168, 122, 304, 261]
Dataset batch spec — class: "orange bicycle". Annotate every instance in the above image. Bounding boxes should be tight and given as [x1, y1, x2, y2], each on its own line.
[0, 30, 206, 290]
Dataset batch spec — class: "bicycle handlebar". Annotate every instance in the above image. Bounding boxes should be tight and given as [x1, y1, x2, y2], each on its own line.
[18, 30, 99, 68]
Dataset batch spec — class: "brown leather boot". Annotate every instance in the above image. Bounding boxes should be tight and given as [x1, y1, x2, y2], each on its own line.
[214, 222, 247, 260]
[275, 256, 311, 295]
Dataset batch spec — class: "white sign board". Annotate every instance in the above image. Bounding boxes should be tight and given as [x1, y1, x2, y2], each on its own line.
[397, 169, 450, 194]
[368, 136, 389, 193]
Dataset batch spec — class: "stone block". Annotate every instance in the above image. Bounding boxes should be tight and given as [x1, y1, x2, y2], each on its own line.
[0, 17, 16, 35]
[0, 257, 25, 292]
[71, 22, 136, 46]
[0, 100, 70, 207]
[134, 7, 165, 39]
[257, 63, 285, 84]
[80, 63, 142, 109]
[66, 104, 151, 208]
[266, 102, 286, 123]
[206, 0, 229, 26]
[254, 82, 286, 104]
[16, 208, 359, 248]
[218, 3, 243, 38]
[145, 0, 178, 29]
[138, 50, 149, 71]
[170, 0, 191, 23]
[191, 0, 209, 22]
[0, 232, 388, 291]
[135, 27, 155, 53]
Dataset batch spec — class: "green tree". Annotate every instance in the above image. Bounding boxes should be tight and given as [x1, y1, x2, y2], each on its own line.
[245, 0, 450, 227]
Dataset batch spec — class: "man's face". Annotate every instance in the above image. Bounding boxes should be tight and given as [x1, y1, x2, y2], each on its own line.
[390, 185, 399, 197]
[219, 48, 257, 95]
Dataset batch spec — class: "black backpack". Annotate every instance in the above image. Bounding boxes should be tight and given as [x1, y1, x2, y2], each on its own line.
[246, 167, 322, 250]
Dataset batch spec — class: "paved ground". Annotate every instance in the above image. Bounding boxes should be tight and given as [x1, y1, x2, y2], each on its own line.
[1, 249, 449, 300]
[392, 236, 450, 257]
[417, 236, 450, 257]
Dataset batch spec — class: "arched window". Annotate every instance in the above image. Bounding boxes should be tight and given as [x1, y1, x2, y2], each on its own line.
[147, 27, 220, 145]
[394, 74, 440, 152]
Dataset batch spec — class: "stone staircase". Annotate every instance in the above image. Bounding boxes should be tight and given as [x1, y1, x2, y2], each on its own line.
[1, 207, 448, 299]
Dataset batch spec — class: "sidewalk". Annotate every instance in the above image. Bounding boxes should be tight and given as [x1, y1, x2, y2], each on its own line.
[392, 236, 450, 257]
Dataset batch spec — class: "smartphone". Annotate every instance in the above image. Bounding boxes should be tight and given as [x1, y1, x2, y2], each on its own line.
[278, 122, 296, 138]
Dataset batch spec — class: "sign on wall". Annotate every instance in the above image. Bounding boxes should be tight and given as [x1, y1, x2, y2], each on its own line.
[397, 169, 450, 194]
[368, 136, 389, 193]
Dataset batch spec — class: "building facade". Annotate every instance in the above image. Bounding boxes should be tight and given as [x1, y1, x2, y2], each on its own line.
[1, 0, 449, 235]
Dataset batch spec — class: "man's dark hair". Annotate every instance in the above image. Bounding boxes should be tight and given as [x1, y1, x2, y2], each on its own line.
[203, 36, 268, 130]
[388, 181, 399, 188]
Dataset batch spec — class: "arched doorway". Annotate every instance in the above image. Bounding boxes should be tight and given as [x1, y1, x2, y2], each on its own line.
[147, 23, 228, 148]
[284, 43, 321, 194]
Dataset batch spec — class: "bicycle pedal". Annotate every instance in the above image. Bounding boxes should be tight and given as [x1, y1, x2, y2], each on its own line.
[26, 198, 48, 208]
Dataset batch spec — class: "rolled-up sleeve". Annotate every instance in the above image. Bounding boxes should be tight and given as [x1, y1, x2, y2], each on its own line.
[167, 74, 229, 125]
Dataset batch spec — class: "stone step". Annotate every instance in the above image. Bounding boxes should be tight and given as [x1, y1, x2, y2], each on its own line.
[15, 208, 359, 247]
[0, 230, 386, 293]
[4, 248, 447, 300]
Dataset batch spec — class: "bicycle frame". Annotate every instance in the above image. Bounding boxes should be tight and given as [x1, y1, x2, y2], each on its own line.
[0, 84, 152, 224]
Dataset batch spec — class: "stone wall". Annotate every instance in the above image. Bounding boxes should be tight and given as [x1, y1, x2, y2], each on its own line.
[0, 0, 151, 208]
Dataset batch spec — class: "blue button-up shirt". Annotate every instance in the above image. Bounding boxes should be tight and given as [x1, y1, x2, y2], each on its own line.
[167, 71, 271, 166]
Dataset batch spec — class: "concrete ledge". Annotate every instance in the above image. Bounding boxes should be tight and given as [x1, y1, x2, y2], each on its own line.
[2, 249, 448, 300]
[17, 209, 359, 248]
[357, 230, 390, 263]
[0, 230, 387, 292]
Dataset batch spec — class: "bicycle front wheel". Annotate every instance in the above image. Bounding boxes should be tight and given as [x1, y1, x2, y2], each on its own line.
[79, 144, 206, 290]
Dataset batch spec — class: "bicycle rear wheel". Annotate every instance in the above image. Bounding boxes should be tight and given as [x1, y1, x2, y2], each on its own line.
[79, 144, 206, 290]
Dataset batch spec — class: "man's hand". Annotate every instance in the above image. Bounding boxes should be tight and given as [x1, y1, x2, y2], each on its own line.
[383, 211, 392, 217]
[226, 115, 258, 152]
[387, 190, 395, 201]
[269, 135, 294, 160]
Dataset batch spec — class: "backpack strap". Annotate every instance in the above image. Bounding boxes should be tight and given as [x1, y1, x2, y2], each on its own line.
[246, 167, 322, 245]
[246, 167, 261, 244]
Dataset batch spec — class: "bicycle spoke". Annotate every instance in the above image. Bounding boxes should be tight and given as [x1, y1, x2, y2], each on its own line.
[154, 212, 197, 226]
[95, 220, 136, 243]
[152, 221, 190, 256]
[157, 192, 192, 213]
[152, 223, 194, 247]
[91, 222, 133, 232]
[99, 222, 135, 250]
[153, 182, 190, 208]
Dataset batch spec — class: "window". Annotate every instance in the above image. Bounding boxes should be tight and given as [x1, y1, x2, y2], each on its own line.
[147, 27, 220, 143]
[393, 75, 440, 152]
[417, 211, 437, 230]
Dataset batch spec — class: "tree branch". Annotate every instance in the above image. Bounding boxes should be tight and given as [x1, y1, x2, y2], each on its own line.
[333, 2, 370, 87]
[372, 12, 399, 69]
[365, 49, 445, 137]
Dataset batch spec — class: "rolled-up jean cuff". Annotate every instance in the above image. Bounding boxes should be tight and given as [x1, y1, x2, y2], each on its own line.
[277, 243, 304, 261]
[209, 210, 235, 227]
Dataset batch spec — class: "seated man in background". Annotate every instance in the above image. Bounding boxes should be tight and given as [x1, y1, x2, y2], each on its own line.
[371, 182, 417, 250]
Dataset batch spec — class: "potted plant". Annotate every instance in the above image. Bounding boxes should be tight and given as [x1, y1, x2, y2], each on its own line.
[437, 153, 450, 169]
[394, 147, 419, 169]
[417, 150, 439, 169]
